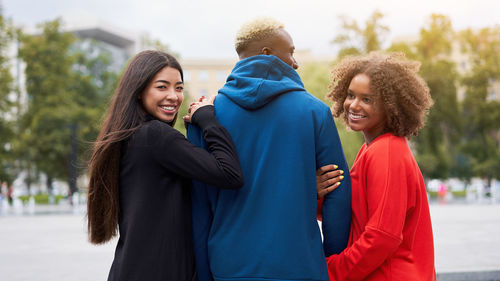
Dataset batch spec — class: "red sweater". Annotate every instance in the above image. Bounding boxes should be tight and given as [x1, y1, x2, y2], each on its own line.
[326, 133, 435, 281]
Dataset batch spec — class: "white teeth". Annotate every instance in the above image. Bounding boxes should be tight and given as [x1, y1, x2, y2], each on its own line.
[349, 112, 365, 119]
[161, 106, 175, 111]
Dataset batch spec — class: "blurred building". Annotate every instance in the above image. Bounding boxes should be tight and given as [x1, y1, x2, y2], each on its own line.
[180, 49, 335, 100]
[8, 20, 142, 195]
[71, 26, 137, 73]
[9, 20, 141, 117]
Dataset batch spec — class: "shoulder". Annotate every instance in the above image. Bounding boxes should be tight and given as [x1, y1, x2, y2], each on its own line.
[281, 91, 331, 119]
[133, 120, 183, 146]
[295, 91, 329, 109]
[364, 134, 412, 164]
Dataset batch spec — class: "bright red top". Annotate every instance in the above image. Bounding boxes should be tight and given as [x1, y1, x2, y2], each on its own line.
[326, 133, 436, 281]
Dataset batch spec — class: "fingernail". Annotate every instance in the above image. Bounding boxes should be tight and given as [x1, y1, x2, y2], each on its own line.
[336, 182, 341, 186]
[340, 170, 344, 175]
[339, 175, 344, 180]
[333, 165, 338, 169]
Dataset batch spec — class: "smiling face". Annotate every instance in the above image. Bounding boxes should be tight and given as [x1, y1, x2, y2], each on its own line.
[141, 67, 184, 123]
[344, 73, 387, 144]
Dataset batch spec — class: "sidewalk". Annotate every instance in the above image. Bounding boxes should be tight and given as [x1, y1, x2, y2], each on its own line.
[431, 203, 500, 280]
[0, 203, 499, 280]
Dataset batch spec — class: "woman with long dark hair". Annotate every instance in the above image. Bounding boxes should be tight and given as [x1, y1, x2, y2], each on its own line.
[86, 50, 243, 281]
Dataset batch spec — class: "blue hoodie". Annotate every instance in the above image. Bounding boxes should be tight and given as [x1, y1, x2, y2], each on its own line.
[188, 55, 351, 281]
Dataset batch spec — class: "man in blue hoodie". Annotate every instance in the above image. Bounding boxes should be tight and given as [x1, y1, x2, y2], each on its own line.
[188, 17, 351, 281]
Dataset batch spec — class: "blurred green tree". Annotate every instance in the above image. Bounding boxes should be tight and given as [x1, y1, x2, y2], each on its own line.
[17, 19, 117, 196]
[0, 8, 16, 185]
[332, 10, 389, 58]
[459, 26, 500, 186]
[388, 14, 462, 180]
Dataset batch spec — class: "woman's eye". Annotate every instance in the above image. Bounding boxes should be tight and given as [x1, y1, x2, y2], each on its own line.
[363, 98, 371, 103]
[157, 85, 166, 89]
[176, 86, 184, 91]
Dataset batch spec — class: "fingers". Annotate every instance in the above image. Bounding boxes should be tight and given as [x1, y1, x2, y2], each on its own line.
[316, 164, 338, 176]
[316, 163, 344, 198]
[318, 182, 341, 199]
[318, 170, 344, 184]
[318, 176, 343, 189]
[185, 94, 217, 122]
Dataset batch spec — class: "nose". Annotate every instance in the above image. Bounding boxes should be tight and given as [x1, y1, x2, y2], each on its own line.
[349, 97, 361, 110]
[165, 89, 178, 101]
[292, 58, 298, 70]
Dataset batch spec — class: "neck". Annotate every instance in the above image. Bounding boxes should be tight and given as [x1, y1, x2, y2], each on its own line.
[363, 127, 389, 145]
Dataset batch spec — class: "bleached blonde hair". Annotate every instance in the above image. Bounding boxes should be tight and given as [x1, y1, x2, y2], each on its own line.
[235, 17, 284, 54]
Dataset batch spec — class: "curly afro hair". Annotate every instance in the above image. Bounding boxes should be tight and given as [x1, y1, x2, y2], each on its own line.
[327, 52, 433, 138]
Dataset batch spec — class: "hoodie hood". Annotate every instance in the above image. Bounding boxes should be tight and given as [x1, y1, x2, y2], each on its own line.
[219, 55, 305, 110]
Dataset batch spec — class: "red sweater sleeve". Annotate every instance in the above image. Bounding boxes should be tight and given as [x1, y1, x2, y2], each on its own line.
[317, 197, 324, 221]
[327, 139, 410, 280]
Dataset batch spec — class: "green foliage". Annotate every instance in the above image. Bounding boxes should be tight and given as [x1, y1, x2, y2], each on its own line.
[16, 19, 118, 193]
[404, 15, 463, 180]
[299, 62, 331, 103]
[332, 10, 389, 57]
[386, 42, 418, 60]
[0, 11, 15, 184]
[417, 14, 454, 59]
[173, 90, 191, 136]
[459, 26, 500, 181]
[17, 194, 66, 205]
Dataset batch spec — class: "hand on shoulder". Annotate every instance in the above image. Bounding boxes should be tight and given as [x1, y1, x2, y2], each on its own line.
[183, 94, 217, 123]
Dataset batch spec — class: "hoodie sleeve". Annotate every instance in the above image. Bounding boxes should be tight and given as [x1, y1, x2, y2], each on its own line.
[187, 123, 217, 281]
[315, 106, 352, 256]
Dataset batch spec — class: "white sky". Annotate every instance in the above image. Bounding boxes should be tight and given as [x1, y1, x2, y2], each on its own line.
[2, 0, 499, 59]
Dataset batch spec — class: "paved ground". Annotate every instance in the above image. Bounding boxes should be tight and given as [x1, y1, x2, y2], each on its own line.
[0, 202, 499, 281]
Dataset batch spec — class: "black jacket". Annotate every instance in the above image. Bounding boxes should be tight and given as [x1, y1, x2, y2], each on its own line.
[107, 106, 243, 281]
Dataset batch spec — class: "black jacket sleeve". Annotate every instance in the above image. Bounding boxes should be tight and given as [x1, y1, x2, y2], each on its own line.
[140, 106, 243, 189]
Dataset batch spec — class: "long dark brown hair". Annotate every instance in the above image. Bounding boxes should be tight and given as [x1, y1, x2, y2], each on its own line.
[87, 50, 183, 244]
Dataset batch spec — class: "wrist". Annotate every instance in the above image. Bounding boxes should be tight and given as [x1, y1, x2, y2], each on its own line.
[191, 105, 216, 128]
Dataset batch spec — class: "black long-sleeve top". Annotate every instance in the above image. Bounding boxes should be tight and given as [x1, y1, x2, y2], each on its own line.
[107, 106, 243, 281]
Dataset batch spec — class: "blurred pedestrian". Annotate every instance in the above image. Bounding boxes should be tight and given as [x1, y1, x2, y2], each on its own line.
[321, 52, 436, 280]
[438, 182, 448, 204]
[0, 181, 6, 209]
[86, 50, 243, 281]
[7, 184, 13, 206]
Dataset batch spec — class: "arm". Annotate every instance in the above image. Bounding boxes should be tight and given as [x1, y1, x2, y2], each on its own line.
[316, 164, 343, 221]
[316, 108, 352, 256]
[150, 105, 243, 189]
[187, 122, 216, 281]
[326, 143, 408, 280]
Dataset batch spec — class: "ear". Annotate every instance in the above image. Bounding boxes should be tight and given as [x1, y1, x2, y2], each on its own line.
[261, 47, 272, 55]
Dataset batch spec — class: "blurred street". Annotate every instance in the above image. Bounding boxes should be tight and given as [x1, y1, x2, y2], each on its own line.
[0, 202, 499, 281]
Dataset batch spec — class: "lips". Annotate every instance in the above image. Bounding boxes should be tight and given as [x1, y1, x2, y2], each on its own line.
[159, 105, 177, 113]
[348, 112, 366, 120]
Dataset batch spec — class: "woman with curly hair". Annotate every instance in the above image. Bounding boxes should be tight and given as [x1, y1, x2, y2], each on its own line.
[323, 52, 436, 280]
